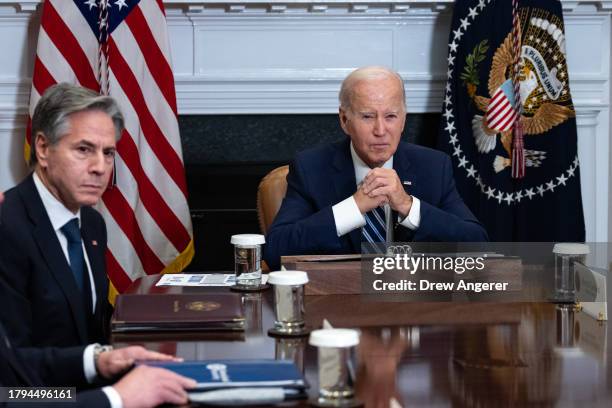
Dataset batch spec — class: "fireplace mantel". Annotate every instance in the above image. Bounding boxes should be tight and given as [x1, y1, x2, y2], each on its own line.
[0, 0, 610, 244]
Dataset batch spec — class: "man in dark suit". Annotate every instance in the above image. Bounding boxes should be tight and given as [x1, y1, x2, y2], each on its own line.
[0, 84, 121, 347]
[0, 191, 196, 408]
[264, 66, 488, 270]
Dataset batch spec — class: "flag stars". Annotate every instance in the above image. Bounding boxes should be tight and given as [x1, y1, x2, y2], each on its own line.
[556, 174, 568, 186]
[495, 191, 504, 204]
[486, 187, 496, 199]
[444, 94, 452, 105]
[466, 165, 477, 178]
[449, 41, 458, 53]
[546, 181, 556, 192]
[514, 191, 523, 202]
[443, 109, 454, 120]
[557, 63, 563, 69]
[447, 68, 453, 79]
[445, 121, 456, 133]
[525, 188, 535, 200]
[560, 71, 566, 78]
[537, 185, 546, 196]
[115, 0, 128, 10]
[453, 145, 463, 157]
[504, 193, 514, 205]
[460, 18, 470, 30]
[449, 134, 458, 144]
[453, 28, 464, 41]
[448, 54, 456, 66]
[468, 7, 478, 19]
[567, 166, 575, 177]
[84, 0, 97, 9]
[477, 0, 486, 11]
[458, 156, 468, 168]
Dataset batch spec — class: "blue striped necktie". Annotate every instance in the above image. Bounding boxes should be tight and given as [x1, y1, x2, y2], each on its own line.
[362, 206, 387, 243]
[61, 218, 85, 292]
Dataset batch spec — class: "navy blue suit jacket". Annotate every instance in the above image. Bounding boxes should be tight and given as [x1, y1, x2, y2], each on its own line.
[0, 174, 110, 348]
[264, 139, 488, 270]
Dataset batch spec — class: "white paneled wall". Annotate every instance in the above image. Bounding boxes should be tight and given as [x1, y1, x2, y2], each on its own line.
[0, 0, 609, 242]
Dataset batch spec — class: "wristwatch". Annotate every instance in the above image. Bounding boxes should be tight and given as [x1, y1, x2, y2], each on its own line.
[93, 343, 114, 376]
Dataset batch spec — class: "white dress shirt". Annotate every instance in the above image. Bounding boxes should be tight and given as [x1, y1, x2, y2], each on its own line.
[32, 172, 97, 311]
[331, 143, 421, 237]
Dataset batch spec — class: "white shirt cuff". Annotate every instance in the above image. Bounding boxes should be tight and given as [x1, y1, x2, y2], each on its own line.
[332, 196, 366, 236]
[399, 196, 421, 230]
[83, 344, 97, 383]
[103, 386, 123, 408]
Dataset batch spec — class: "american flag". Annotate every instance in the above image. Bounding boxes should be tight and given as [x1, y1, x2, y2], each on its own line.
[485, 78, 519, 132]
[26, 0, 194, 301]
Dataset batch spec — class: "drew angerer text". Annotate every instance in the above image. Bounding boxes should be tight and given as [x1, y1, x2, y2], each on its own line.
[372, 279, 509, 292]
[369, 254, 509, 293]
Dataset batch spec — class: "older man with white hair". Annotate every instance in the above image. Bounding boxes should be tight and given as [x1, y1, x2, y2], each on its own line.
[264, 66, 488, 270]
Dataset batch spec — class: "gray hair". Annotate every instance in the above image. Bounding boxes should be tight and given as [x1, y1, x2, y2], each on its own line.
[30, 83, 124, 165]
[339, 66, 406, 111]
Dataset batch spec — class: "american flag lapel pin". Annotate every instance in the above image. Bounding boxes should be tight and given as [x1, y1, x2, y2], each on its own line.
[403, 181, 412, 186]
[92, 240, 98, 246]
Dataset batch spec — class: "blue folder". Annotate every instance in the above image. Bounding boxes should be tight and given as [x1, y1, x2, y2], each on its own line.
[140, 359, 306, 391]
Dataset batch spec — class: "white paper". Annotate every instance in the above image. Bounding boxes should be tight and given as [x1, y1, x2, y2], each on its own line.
[156, 273, 268, 287]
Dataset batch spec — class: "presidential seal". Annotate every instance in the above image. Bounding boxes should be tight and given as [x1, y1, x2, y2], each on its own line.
[443, 0, 581, 206]
[186, 301, 221, 312]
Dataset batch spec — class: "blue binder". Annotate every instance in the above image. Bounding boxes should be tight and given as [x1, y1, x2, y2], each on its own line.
[140, 359, 306, 391]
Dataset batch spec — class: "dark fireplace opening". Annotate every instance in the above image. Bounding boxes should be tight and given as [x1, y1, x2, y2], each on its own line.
[180, 113, 441, 271]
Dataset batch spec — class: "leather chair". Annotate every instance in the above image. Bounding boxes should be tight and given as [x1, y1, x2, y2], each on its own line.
[257, 165, 289, 234]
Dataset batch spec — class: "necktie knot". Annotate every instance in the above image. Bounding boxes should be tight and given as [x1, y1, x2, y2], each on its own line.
[61, 219, 81, 243]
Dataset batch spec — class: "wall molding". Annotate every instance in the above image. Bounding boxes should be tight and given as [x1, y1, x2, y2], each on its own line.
[0, 0, 609, 242]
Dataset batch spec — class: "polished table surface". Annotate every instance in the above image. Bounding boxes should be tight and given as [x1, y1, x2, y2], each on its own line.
[113, 275, 612, 407]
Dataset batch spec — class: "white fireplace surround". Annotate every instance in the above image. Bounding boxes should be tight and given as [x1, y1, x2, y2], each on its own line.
[0, 0, 610, 243]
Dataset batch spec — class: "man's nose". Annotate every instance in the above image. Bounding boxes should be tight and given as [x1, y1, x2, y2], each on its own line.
[373, 116, 385, 136]
[89, 151, 106, 175]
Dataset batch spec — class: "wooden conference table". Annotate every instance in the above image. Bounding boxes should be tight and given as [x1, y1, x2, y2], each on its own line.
[113, 274, 612, 407]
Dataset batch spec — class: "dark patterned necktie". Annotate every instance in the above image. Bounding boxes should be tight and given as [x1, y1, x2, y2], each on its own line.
[61, 218, 85, 292]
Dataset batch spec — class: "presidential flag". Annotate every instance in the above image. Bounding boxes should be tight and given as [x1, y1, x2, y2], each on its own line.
[26, 0, 194, 301]
[438, 0, 585, 241]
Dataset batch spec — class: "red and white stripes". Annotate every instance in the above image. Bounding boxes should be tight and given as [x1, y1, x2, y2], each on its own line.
[26, 0, 194, 300]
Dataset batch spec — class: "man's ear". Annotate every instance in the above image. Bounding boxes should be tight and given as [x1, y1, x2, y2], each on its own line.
[339, 107, 350, 135]
[34, 132, 50, 168]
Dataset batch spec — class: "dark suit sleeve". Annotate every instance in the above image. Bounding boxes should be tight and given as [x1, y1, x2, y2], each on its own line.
[0, 233, 35, 347]
[16, 346, 87, 387]
[264, 159, 346, 271]
[412, 155, 489, 241]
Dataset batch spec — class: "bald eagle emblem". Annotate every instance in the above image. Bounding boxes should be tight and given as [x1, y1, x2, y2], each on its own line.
[463, 10, 575, 173]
